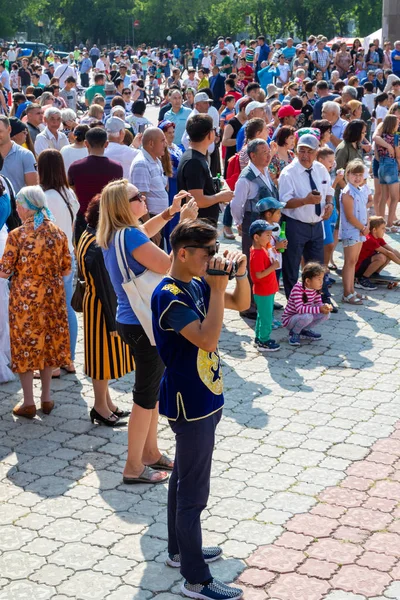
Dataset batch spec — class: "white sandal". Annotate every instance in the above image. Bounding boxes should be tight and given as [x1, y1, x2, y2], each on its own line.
[342, 292, 363, 305]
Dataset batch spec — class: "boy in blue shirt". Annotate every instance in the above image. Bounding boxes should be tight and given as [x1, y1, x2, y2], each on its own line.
[151, 219, 250, 600]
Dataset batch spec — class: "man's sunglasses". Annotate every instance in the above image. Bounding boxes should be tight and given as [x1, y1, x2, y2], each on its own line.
[183, 240, 220, 256]
[129, 192, 145, 202]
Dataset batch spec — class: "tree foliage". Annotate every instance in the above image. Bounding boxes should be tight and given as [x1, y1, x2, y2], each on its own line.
[0, 0, 382, 46]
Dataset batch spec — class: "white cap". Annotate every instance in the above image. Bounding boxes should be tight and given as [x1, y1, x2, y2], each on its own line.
[105, 116, 126, 133]
[245, 101, 267, 116]
[194, 92, 213, 103]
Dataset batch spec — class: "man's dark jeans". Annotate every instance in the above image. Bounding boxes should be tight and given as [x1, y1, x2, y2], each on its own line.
[167, 410, 222, 584]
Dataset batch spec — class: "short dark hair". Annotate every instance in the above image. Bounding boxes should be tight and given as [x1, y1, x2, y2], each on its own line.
[224, 94, 235, 103]
[246, 82, 261, 94]
[111, 96, 126, 108]
[225, 78, 235, 89]
[316, 80, 328, 91]
[85, 194, 101, 228]
[73, 124, 89, 142]
[363, 82, 374, 93]
[94, 73, 105, 83]
[85, 126, 107, 148]
[311, 119, 332, 136]
[186, 114, 213, 142]
[170, 219, 217, 254]
[343, 119, 365, 143]
[290, 96, 303, 110]
[132, 100, 146, 115]
[114, 77, 124, 88]
[276, 125, 296, 147]
[317, 146, 334, 160]
[305, 81, 316, 93]
[65, 76, 76, 84]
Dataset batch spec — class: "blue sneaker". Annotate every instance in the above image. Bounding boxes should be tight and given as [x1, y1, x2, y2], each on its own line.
[272, 319, 282, 330]
[289, 331, 301, 346]
[182, 578, 243, 600]
[300, 329, 322, 340]
[254, 339, 280, 352]
[166, 546, 222, 568]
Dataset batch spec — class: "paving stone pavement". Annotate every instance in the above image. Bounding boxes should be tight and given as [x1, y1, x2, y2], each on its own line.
[2, 224, 400, 599]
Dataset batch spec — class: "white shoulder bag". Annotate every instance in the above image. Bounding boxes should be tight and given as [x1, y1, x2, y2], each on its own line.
[114, 229, 163, 346]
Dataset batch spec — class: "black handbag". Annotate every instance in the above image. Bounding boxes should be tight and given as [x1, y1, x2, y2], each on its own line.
[71, 266, 85, 312]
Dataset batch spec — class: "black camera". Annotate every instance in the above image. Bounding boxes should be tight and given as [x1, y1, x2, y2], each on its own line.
[207, 260, 238, 280]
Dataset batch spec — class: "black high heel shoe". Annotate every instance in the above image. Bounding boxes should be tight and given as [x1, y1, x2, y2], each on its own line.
[113, 406, 131, 419]
[90, 408, 125, 427]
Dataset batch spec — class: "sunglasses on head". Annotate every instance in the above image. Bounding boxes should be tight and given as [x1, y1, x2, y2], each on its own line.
[129, 192, 145, 202]
[183, 240, 220, 256]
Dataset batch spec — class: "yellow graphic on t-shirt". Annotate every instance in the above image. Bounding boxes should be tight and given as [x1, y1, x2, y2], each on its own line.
[197, 349, 223, 395]
[162, 283, 182, 296]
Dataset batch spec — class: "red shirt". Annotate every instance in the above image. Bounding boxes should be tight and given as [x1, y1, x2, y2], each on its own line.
[222, 90, 242, 104]
[239, 65, 254, 79]
[68, 155, 123, 215]
[250, 246, 279, 296]
[356, 234, 386, 271]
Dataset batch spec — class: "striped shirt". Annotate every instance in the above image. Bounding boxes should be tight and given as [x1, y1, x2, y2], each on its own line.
[282, 282, 323, 327]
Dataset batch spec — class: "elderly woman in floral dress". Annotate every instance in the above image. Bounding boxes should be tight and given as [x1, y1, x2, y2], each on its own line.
[0, 186, 71, 418]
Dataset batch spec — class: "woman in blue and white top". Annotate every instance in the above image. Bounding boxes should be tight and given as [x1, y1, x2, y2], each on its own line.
[97, 178, 197, 485]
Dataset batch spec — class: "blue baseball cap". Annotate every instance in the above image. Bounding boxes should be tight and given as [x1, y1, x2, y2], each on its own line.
[249, 219, 276, 238]
[256, 197, 284, 213]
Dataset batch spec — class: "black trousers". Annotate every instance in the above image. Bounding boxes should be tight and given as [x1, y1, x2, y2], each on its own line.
[282, 217, 327, 299]
[168, 410, 222, 583]
[242, 211, 256, 309]
[80, 72, 89, 87]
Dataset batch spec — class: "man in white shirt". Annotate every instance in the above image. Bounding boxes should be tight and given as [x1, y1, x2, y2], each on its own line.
[231, 138, 278, 318]
[279, 133, 335, 306]
[7, 46, 17, 64]
[95, 54, 106, 72]
[54, 58, 77, 88]
[129, 126, 168, 217]
[321, 101, 348, 150]
[34, 107, 69, 155]
[36, 66, 50, 86]
[225, 37, 236, 61]
[104, 116, 139, 178]
[181, 92, 219, 154]
[211, 39, 226, 67]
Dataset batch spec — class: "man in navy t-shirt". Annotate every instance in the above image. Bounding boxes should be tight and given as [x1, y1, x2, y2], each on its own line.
[151, 219, 250, 600]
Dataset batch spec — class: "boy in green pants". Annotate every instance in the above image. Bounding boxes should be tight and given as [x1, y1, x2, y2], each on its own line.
[249, 219, 281, 352]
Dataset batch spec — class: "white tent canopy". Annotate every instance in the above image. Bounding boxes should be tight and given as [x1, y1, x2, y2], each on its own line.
[363, 28, 382, 52]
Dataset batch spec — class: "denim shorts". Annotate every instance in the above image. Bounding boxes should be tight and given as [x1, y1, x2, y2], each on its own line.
[378, 156, 399, 185]
[342, 238, 362, 248]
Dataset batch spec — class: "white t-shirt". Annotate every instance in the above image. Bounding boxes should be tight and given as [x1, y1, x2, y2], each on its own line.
[202, 56, 212, 69]
[54, 64, 76, 88]
[44, 188, 79, 253]
[60, 145, 88, 176]
[104, 142, 139, 179]
[276, 64, 291, 85]
[375, 105, 388, 121]
[95, 58, 106, 72]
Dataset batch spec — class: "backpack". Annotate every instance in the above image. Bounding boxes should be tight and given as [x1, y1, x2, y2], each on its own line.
[2, 176, 21, 231]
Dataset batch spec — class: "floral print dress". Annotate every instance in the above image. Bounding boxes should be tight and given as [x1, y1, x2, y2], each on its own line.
[0, 218, 71, 373]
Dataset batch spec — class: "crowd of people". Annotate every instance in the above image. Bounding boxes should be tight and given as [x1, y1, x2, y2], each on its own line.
[1, 32, 400, 600]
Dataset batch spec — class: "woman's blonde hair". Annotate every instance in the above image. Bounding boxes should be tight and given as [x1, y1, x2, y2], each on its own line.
[347, 100, 362, 115]
[382, 114, 398, 135]
[97, 179, 139, 249]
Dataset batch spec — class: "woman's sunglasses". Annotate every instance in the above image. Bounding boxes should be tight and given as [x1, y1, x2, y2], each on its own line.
[129, 192, 145, 203]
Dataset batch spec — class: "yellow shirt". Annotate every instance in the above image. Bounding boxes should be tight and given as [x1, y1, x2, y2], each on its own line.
[198, 78, 210, 90]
